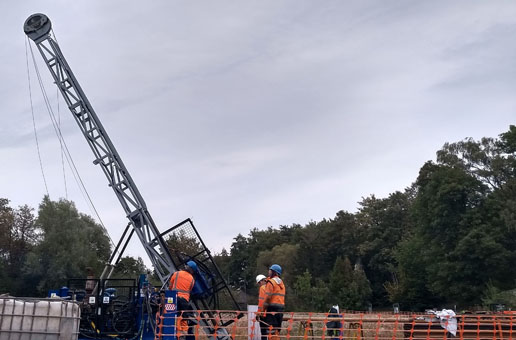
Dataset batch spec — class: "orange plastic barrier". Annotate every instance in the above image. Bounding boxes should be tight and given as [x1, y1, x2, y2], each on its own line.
[153, 309, 516, 340]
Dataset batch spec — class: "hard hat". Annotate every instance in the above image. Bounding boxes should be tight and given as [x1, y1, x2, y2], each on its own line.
[269, 264, 282, 275]
[256, 274, 266, 283]
[186, 260, 198, 272]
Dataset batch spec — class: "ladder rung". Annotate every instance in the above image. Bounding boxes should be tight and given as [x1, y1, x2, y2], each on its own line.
[92, 154, 109, 165]
[70, 101, 81, 109]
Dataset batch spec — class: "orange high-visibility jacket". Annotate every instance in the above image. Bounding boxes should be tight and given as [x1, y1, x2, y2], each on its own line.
[169, 270, 195, 302]
[264, 277, 285, 310]
[257, 283, 267, 315]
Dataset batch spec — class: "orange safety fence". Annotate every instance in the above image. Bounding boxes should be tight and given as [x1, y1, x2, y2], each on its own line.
[154, 310, 516, 340]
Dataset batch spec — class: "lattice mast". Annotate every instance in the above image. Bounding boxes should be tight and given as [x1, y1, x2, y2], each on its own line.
[23, 13, 176, 284]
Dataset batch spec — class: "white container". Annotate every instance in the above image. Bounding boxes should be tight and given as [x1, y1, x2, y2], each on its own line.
[0, 298, 80, 340]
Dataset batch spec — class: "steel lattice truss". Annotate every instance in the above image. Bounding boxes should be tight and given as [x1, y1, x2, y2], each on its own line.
[24, 14, 241, 338]
[25, 15, 176, 284]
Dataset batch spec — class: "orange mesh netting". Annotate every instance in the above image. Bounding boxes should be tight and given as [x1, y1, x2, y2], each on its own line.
[153, 309, 516, 340]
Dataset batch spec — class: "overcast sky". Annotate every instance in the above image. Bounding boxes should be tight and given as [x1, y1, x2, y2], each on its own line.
[1, 1, 515, 265]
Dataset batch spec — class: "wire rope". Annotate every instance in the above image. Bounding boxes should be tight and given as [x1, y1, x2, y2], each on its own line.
[57, 86, 68, 199]
[25, 38, 49, 197]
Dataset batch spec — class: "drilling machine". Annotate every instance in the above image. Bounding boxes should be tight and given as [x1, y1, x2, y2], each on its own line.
[24, 13, 242, 340]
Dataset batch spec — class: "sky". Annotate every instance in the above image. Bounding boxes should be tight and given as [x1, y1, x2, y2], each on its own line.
[1, 1, 515, 266]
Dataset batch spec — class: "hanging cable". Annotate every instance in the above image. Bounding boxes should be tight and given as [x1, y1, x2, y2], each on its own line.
[25, 38, 49, 197]
[57, 86, 68, 199]
[51, 28, 68, 199]
[27, 37, 115, 248]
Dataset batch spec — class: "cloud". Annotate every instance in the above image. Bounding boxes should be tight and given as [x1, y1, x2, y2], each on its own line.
[2, 1, 516, 262]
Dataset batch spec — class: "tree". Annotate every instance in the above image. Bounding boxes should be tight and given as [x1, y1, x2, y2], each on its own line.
[165, 228, 204, 267]
[311, 279, 331, 312]
[24, 196, 111, 296]
[255, 243, 299, 286]
[436, 126, 516, 190]
[213, 248, 231, 284]
[0, 198, 15, 294]
[227, 234, 252, 286]
[112, 256, 148, 278]
[0, 199, 38, 295]
[355, 189, 415, 305]
[292, 269, 330, 312]
[394, 160, 514, 307]
[350, 264, 373, 310]
[329, 257, 372, 310]
[165, 229, 203, 256]
[386, 234, 439, 310]
[293, 270, 313, 311]
[413, 162, 487, 250]
[297, 213, 358, 283]
[229, 225, 303, 289]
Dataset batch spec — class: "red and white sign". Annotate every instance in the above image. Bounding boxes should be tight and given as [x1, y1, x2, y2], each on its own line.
[165, 303, 176, 311]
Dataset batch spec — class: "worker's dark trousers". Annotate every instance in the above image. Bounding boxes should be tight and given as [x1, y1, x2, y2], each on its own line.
[263, 306, 284, 339]
[177, 297, 195, 340]
[259, 320, 269, 340]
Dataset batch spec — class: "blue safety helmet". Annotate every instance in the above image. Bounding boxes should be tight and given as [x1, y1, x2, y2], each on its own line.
[269, 264, 282, 275]
[186, 260, 198, 272]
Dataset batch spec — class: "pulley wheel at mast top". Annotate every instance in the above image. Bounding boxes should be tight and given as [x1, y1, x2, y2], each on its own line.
[24, 13, 52, 41]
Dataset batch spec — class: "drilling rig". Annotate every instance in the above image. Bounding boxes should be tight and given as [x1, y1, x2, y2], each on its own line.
[24, 13, 241, 340]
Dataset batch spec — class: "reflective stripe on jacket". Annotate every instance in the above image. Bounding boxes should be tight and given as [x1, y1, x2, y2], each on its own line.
[257, 284, 267, 315]
[264, 276, 285, 310]
[169, 270, 195, 302]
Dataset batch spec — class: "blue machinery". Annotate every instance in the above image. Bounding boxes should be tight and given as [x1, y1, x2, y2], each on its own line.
[24, 13, 242, 339]
[49, 275, 177, 340]
[159, 290, 178, 340]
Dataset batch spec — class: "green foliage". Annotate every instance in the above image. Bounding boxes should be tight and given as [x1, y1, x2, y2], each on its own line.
[329, 257, 372, 310]
[297, 215, 358, 281]
[499, 125, 516, 154]
[0, 199, 38, 295]
[256, 243, 299, 285]
[227, 233, 252, 286]
[294, 270, 312, 302]
[311, 279, 331, 312]
[227, 226, 302, 291]
[355, 190, 414, 305]
[213, 248, 231, 282]
[225, 126, 516, 311]
[24, 196, 111, 296]
[165, 229, 203, 256]
[291, 270, 330, 312]
[437, 126, 516, 190]
[389, 126, 516, 309]
[112, 256, 148, 278]
[481, 281, 516, 309]
[387, 234, 439, 310]
[392, 162, 488, 306]
[3, 125, 516, 312]
[292, 270, 313, 311]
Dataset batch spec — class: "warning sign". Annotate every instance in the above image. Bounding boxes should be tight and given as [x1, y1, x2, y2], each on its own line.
[165, 303, 176, 311]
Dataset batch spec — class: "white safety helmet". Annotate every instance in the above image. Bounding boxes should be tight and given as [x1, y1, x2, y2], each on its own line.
[256, 274, 267, 283]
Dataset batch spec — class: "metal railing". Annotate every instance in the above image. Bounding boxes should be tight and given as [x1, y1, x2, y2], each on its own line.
[154, 309, 516, 340]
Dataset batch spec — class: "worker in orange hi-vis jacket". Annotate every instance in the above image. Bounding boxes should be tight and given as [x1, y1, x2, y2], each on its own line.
[263, 264, 285, 340]
[255, 274, 268, 340]
[169, 261, 197, 340]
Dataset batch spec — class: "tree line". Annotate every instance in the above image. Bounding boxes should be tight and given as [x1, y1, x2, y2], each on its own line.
[1, 125, 515, 312]
[0, 197, 146, 297]
[214, 125, 516, 311]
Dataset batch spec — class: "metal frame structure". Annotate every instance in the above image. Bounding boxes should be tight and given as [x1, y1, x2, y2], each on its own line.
[24, 13, 241, 339]
[24, 13, 176, 284]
